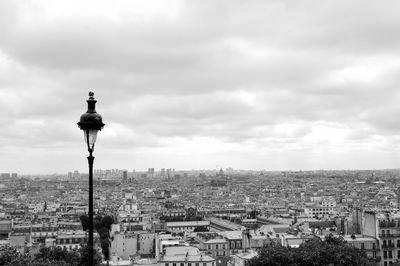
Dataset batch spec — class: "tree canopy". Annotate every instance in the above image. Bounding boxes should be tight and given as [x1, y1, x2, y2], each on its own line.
[249, 234, 376, 266]
[79, 214, 114, 260]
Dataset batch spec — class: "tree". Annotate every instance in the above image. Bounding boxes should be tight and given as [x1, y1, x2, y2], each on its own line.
[79, 213, 114, 261]
[0, 246, 80, 266]
[249, 234, 373, 266]
[80, 214, 89, 231]
[0, 247, 22, 265]
[34, 247, 80, 265]
[100, 215, 114, 231]
[249, 242, 298, 266]
[78, 244, 103, 266]
[94, 215, 103, 232]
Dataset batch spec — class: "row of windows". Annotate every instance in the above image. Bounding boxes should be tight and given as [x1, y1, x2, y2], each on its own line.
[170, 226, 208, 231]
[207, 244, 226, 250]
[383, 250, 400, 259]
[57, 238, 85, 244]
[32, 232, 56, 237]
[310, 212, 331, 215]
[14, 227, 57, 232]
[230, 241, 242, 249]
[165, 262, 214, 266]
[58, 245, 80, 250]
[383, 261, 394, 266]
[380, 230, 400, 237]
[381, 240, 400, 248]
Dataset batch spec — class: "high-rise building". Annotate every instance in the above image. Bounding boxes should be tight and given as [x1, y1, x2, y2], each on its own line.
[148, 168, 155, 178]
[122, 170, 128, 182]
[0, 173, 10, 179]
[73, 170, 80, 180]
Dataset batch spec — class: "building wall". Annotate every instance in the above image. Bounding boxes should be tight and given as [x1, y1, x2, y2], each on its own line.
[110, 232, 138, 260]
[363, 211, 377, 238]
[304, 206, 335, 218]
[138, 233, 155, 255]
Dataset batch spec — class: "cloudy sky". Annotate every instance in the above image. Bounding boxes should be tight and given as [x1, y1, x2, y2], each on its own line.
[1, 0, 400, 174]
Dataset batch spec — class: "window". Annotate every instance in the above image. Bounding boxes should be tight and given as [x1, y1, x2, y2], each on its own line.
[203, 263, 206, 266]
[196, 263, 199, 266]
[188, 264, 191, 266]
[384, 251, 387, 259]
[180, 263, 184, 266]
[165, 263, 169, 266]
[216, 244, 218, 249]
[361, 243, 364, 249]
[389, 250, 392, 259]
[173, 263, 176, 266]
[208, 245, 211, 250]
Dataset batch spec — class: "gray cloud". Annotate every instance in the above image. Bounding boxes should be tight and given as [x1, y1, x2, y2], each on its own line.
[1, 0, 400, 173]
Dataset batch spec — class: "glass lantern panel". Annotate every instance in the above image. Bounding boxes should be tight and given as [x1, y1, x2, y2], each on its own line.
[84, 129, 98, 147]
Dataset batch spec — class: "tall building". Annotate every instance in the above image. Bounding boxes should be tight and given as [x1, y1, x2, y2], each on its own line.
[73, 170, 80, 180]
[122, 170, 128, 182]
[148, 168, 155, 178]
[0, 173, 10, 179]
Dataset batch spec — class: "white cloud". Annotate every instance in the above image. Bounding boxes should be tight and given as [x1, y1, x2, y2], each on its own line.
[0, 0, 400, 173]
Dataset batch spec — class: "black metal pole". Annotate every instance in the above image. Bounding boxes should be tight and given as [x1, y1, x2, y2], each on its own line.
[88, 150, 94, 266]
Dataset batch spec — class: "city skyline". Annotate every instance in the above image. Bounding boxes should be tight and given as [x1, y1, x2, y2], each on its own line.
[1, 1, 400, 174]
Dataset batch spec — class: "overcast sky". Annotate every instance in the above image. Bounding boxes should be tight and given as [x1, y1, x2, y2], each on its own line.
[1, 0, 400, 174]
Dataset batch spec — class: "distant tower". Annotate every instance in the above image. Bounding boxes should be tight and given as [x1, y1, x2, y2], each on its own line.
[148, 168, 155, 178]
[218, 168, 224, 176]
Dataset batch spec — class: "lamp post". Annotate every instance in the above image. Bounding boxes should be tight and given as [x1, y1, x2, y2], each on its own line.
[77, 92, 105, 265]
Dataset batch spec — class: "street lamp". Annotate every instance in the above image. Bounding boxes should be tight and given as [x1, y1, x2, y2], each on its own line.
[77, 91, 105, 265]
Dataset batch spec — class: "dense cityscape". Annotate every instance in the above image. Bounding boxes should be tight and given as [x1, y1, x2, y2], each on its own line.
[0, 168, 399, 265]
